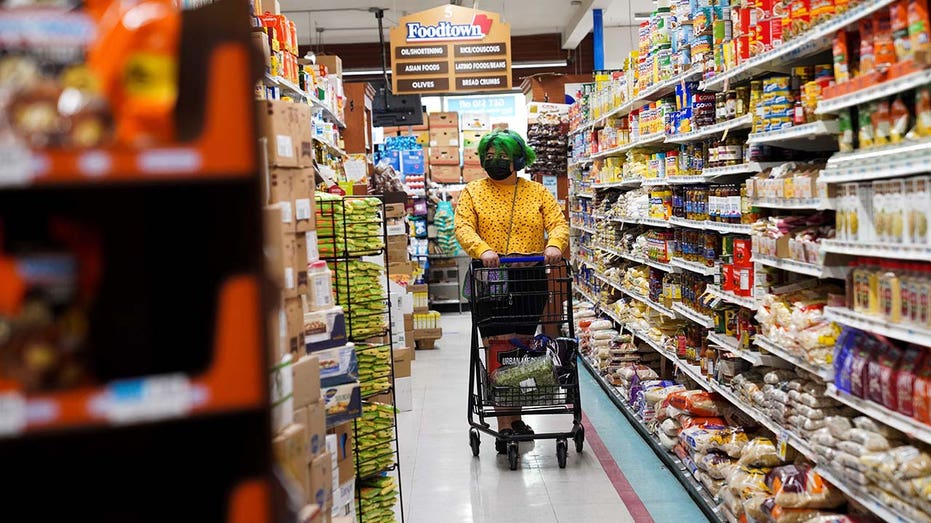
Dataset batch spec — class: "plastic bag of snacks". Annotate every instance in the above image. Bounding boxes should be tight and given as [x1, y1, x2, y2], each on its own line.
[767, 464, 845, 509]
[737, 437, 783, 468]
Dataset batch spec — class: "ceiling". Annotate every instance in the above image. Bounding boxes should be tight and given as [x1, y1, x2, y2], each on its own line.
[281, 0, 654, 49]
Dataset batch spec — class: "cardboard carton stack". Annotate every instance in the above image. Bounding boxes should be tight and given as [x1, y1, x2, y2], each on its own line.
[427, 112, 461, 184]
[460, 113, 490, 183]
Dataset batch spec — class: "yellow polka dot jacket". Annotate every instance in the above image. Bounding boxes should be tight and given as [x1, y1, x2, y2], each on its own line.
[454, 177, 570, 259]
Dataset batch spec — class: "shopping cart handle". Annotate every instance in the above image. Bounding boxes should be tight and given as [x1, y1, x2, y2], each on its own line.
[499, 255, 546, 264]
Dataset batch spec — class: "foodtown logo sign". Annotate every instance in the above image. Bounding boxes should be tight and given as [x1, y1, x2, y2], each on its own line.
[405, 15, 494, 42]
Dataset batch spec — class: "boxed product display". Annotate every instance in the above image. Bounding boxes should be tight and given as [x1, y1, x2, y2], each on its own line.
[322, 381, 362, 427]
[304, 306, 348, 352]
[315, 344, 358, 386]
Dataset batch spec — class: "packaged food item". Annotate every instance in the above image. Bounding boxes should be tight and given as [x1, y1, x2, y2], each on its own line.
[860, 17, 877, 74]
[738, 437, 782, 467]
[698, 452, 737, 479]
[837, 110, 855, 152]
[873, 99, 892, 147]
[858, 103, 876, 148]
[767, 464, 846, 509]
[910, 0, 931, 52]
[891, 96, 912, 143]
[668, 390, 727, 416]
[896, 347, 925, 416]
[913, 355, 931, 422]
[893, 0, 914, 61]
[875, 9, 899, 67]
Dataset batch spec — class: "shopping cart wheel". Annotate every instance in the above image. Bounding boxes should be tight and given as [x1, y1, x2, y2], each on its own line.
[574, 425, 585, 453]
[507, 443, 519, 471]
[556, 439, 568, 469]
[469, 429, 481, 457]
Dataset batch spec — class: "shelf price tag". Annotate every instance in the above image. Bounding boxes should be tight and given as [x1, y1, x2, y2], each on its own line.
[0, 391, 26, 435]
[99, 374, 194, 424]
[777, 430, 789, 461]
[0, 144, 35, 186]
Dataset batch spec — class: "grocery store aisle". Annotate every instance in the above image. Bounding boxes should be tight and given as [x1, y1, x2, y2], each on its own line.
[397, 313, 709, 523]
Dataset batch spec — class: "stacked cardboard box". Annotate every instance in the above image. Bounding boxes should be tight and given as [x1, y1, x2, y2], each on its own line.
[460, 113, 489, 183]
[427, 112, 461, 184]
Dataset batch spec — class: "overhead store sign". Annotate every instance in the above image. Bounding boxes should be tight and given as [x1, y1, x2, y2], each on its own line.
[390, 5, 511, 95]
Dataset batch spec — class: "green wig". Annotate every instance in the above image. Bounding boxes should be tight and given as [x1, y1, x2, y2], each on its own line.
[477, 129, 536, 169]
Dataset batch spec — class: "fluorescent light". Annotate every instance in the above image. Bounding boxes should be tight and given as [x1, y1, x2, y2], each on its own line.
[511, 60, 567, 69]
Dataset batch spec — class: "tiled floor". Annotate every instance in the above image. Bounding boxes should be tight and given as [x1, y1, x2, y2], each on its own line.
[397, 312, 710, 523]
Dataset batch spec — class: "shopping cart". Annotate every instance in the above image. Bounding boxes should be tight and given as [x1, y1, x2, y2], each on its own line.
[466, 255, 583, 470]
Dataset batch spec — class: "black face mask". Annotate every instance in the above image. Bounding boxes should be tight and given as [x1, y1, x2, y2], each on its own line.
[484, 158, 512, 180]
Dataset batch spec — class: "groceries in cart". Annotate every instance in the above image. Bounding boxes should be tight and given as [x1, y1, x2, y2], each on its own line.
[489, 335, 577, 390]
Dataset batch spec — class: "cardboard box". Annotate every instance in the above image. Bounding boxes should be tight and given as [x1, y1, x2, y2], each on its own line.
[270, 355, 294, 433]
[305, 230, 320, 263]
[264, 206, 286, 289]
[401, 149, 426, 175]
[305, 399, 327, 459]
[292, 354, 321, 407]
[282, 233, 298, 297]
[431, 165, 461, 184]
[284, 296, 304, 354]
[332, 479, 355, 519]
[316, 344, 358, 386]
[416, 337, 437, 350]
[428, 111, 459, 128]
[460, 113, 490, 131]
[393, 346, 412, 378]
[395, 376, 413, 412]
[387, 261, 413, 278]
[462, 148, 482, 166]
[330, 422, 355, 484]
[258, 0, 279, 15]
[387, 247, 409, 264]
[316, 54, 342, 77]
[429, 146, 460, 165]
[292, 168, 316, 232]
[267, 169, 295, 232]
[461, 130, 487, 148]
[412, 327, 443, 340]
[412, 130, 431, 146]
[294, 232, 309, 294]
[386, 234, 408, 252]
[428, 128, 459, 147]
[386, 217, 406, 236]
[322, 381, 362, 427]
[304, 306, 348, 352]
[257, 100, 304, 167]
[385, 203, 406, 219]
[403, 313, 414, 332]
[462, 166, 485, 182]
[273, 423, 309, 500]
[308, 451, 333, 510]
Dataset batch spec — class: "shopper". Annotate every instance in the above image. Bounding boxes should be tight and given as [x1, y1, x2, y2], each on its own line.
[454, 129, 570, 452]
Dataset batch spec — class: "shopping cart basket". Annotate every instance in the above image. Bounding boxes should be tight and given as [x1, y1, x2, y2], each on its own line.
[466, 255, 583, 470]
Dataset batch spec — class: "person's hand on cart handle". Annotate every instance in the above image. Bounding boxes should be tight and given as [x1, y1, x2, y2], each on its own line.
[544, 246, 563, 266]
[480, 249, 500, 268]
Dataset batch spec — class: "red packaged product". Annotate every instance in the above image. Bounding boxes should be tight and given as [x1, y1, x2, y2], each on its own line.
[678, 415, 728, 428]
[722, 264, 736, 291]
[913, 356, 931, 423]
[668, 390, 727, 417]
[896, 347, 925, 416]
[876, 342, 905, 409]
[734, 238, 753, 267]
[850, 337, 879, 398]
[860, 17, 876, 73]
[875, 9, 898, 68]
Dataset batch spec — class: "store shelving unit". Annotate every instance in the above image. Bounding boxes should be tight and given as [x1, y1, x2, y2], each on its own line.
[820, 137, 931, 183]
[824, 306, 931, 347]
[599, 245, 680, 273]
[752, 253, 849, 279]
[579, 357, 723, 523]
[707, 332, 784, 367]
[753, 336, 834, 381]
[820, 239, 931, 260]
[826, 384, 931, 446]
[751, 197, 834, 210]
[704, 284, 757, 311]
[745, 120, 840, 151]
[669, 216, 753, 235]
[263, 73, 346, 128]
[817, 68, 931, 115]
[665, 114, 754, 144]
[701, 161, 782, 178]
[671, 303, 715, 329]
[670, 258, 719, 277]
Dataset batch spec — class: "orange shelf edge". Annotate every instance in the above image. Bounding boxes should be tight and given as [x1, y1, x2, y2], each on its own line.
[28, 44, 257, 186]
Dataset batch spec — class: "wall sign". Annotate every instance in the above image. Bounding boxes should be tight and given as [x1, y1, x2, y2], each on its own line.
[390, 5, 511, 95]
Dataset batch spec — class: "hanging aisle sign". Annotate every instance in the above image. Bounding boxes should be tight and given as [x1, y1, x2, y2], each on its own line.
[390, 5, 512, 95]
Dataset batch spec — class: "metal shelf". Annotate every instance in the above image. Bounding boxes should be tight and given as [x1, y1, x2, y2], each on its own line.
[824, 306, 931, 348]
[817, 68, 931, 115]
[589, 66, 704, 126]
[669, 216, 753, 235]
[827, 384, 931, 447]
[670, 258, 719, 277]
[707, 332, 783, 367]
[753, 335, 834, 381]
[313, 136, 347, 157]
[590, 131, 669, 160]
[599, 246, 680, 273]
[264, 73, 346, 128]
[671, 303, 715, 328]
[746, 120, 840, 151]
[638, 217, 675, 229]
[665, 114, 754, 144]
[579, 358, 725, 523]
[701, 162, 782, 178]
[816, 465, 917, 523]
[699, 0, 898, 91]
[591, 179, 643, 190]
[751, 197, 834, 210]
[752, 253, 850, 279]
[704, 284, 758, 310]
[820, 137, 931, 182]
[820, 239, 931, 260]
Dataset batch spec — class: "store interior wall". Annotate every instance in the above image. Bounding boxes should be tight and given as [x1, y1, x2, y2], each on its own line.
[602, 26, 638, 70]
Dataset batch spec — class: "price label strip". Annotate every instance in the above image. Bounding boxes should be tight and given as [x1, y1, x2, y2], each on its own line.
[0, 391, 26, 436]
[95, 374, 194, 424]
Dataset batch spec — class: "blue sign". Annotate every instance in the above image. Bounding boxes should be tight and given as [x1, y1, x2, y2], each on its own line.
[446, 95, 516, 117]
